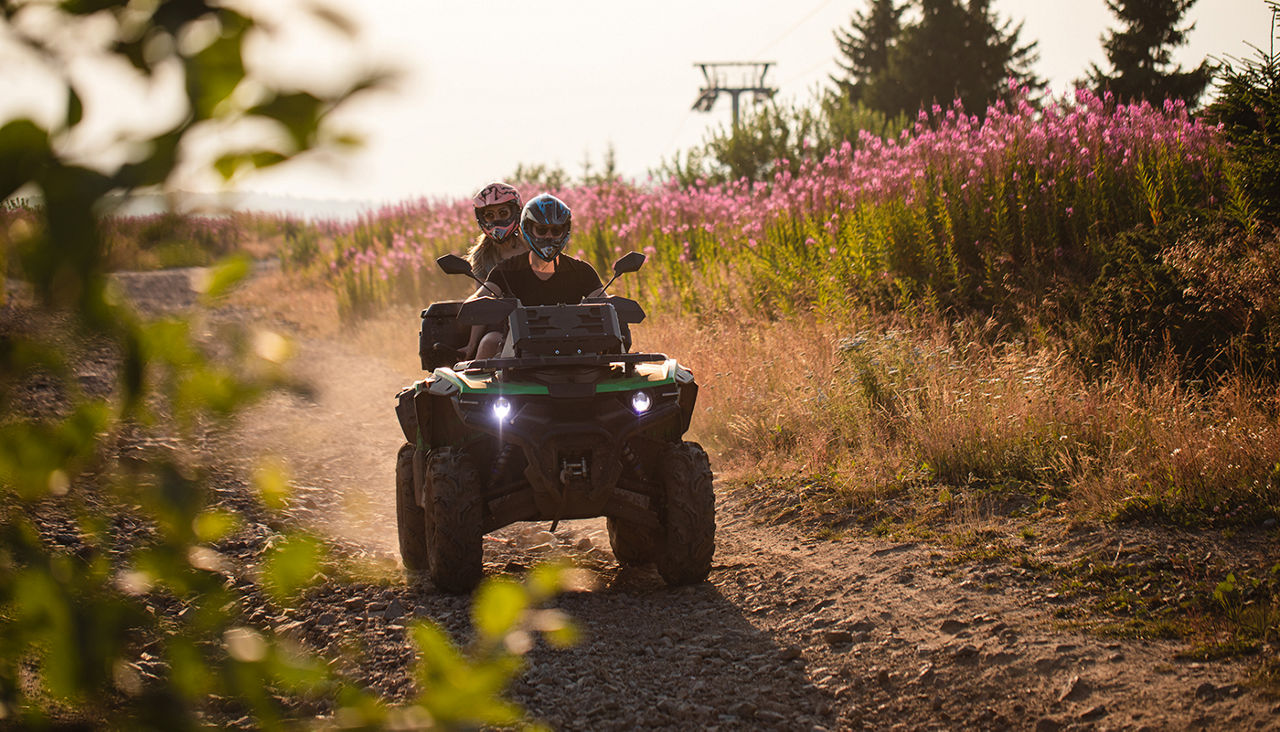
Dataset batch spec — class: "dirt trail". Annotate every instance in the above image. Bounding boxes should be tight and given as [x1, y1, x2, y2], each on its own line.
[210, 280, 1279, 731]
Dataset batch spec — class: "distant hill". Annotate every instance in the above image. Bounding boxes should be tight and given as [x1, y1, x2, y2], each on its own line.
[106, 191, 380, 221]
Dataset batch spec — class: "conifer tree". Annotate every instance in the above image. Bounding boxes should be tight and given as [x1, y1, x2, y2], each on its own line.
[1086, 0, 1215, 106]
[831, 0, 1042, 118]
[831, 0, 906, 106]
[890, 0, 1043, 114]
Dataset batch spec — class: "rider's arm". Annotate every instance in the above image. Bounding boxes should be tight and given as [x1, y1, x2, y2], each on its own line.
[579, 259, 604, 301]
[465, 281, 502, 302]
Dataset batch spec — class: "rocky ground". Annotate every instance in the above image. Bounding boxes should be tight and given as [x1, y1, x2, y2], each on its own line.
[9, 267, 1280, 730]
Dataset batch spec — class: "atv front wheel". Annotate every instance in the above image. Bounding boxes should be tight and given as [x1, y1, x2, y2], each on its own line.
[426, 448, 484, 594]
[395, 443, 429, 572]
[607, 517, 656, 565]
[655, 441, 716, 585]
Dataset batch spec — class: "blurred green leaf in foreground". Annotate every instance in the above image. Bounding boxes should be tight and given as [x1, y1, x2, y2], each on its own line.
[0, 1, 568, 727]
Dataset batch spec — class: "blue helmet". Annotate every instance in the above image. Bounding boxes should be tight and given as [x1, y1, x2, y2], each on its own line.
[520, 193, 572, 262]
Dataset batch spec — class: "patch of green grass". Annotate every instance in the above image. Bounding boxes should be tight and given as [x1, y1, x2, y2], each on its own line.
[1176, 638, 1262, 662]
[1094, 617, 1192, 640]
[1254, 657, 1280, 693]
[1107, 493, 1280, 531]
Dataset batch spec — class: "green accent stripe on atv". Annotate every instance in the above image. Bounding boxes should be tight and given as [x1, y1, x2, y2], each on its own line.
[430, 359, 678, 395]
[431, 368, 551, 395]
[594, 359, 679, 392]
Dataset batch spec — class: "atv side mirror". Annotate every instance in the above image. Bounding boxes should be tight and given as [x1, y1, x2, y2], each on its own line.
[612, 251, 646, 276]
[600, 251, 646, 295]
[437, 254, 473, 276]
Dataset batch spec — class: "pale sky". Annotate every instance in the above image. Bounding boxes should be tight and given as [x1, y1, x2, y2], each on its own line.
[2, 1, 1275, 206]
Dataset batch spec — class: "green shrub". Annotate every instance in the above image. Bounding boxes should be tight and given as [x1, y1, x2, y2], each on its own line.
[1206, 31, 1280, 224]
[1061, 216, 1280, 378]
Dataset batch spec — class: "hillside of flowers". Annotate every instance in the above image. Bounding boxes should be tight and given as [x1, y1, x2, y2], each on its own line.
[319, 89, 1236, 329]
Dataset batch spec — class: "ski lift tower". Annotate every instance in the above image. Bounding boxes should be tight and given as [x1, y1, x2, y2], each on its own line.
[691, 62, 777, 128]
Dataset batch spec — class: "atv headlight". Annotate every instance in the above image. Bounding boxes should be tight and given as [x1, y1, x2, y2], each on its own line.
[492, 396, 512, 422]
[630, 390, 652, 415]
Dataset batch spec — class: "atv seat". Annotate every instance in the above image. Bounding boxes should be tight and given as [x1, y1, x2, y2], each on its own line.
[419, 300, 469, 370]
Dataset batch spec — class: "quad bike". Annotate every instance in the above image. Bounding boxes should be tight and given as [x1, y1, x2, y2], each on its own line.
[393, 251, 715, 593]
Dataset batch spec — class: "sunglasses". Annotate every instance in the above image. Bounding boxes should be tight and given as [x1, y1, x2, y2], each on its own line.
[529, 222, 567, 239]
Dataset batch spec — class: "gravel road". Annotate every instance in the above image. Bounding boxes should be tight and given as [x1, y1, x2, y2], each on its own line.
[91, 267, 1280, 729]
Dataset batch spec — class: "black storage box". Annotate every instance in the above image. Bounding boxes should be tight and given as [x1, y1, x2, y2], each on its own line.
[419, 300, 468, 369]
[510, 304, 624, 357]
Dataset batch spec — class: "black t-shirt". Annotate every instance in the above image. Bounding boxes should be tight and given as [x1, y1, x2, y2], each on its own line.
[486, 255, 602, 306]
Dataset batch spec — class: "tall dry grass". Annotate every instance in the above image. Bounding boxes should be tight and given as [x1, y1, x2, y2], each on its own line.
[638, 309, 1280, 524]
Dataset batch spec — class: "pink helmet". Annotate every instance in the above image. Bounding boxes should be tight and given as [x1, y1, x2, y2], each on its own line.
[472, 182, 522, 241]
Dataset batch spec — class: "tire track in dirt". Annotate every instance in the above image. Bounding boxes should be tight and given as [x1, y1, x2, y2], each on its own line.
[219, 306, 1279, 730]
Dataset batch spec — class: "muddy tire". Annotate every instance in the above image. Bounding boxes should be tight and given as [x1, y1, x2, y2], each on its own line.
[426, 447, 484, 594]
[395, 443, 429, 573]
[607, 517, 657, 565]
[655, 441, 716, 586]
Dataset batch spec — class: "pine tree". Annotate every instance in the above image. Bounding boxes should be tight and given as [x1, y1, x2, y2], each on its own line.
[1086, 0, 1216, 106]
[889, 0, 1043, 114]
[832, 0, 1043, 118]
[831, 0, 906, 104]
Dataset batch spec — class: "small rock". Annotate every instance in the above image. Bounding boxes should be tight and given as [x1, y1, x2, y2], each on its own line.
[953, 644, 979, 660]
[1194, 682, 1220, 702]
[1058, 675, 1089, 702]
[1263, 518, 1277, 529]
[847, 617, 877, 633]
[755, 710, 786, 723]
[316, 612, 337, 627]
[914, 664, 936, 686]
[383, 598, 405, 621]
[779, 645, 802, 661]
[527, 529, 558, 545]
[940, 618, 968, 634]
[574, 537, 594, 551]
[875, 668, 891, 686]
[1034, 718, 1064, 732]
[823, 630, 854, 645]
[729, 701, 756, 718]
[1079, 704, 1107, 721]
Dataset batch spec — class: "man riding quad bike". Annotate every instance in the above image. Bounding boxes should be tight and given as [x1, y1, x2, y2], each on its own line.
[393, 245, 715, 593]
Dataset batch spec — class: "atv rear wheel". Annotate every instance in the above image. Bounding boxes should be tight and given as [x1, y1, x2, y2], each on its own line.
[395, 443, 429, 572]
[655, 441, 716, 585]
[426, 448, 484, 594]
[607, 517, 656, 565]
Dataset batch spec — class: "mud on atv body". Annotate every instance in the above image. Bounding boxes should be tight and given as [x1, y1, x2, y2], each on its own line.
[394, 253, 715, 593]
